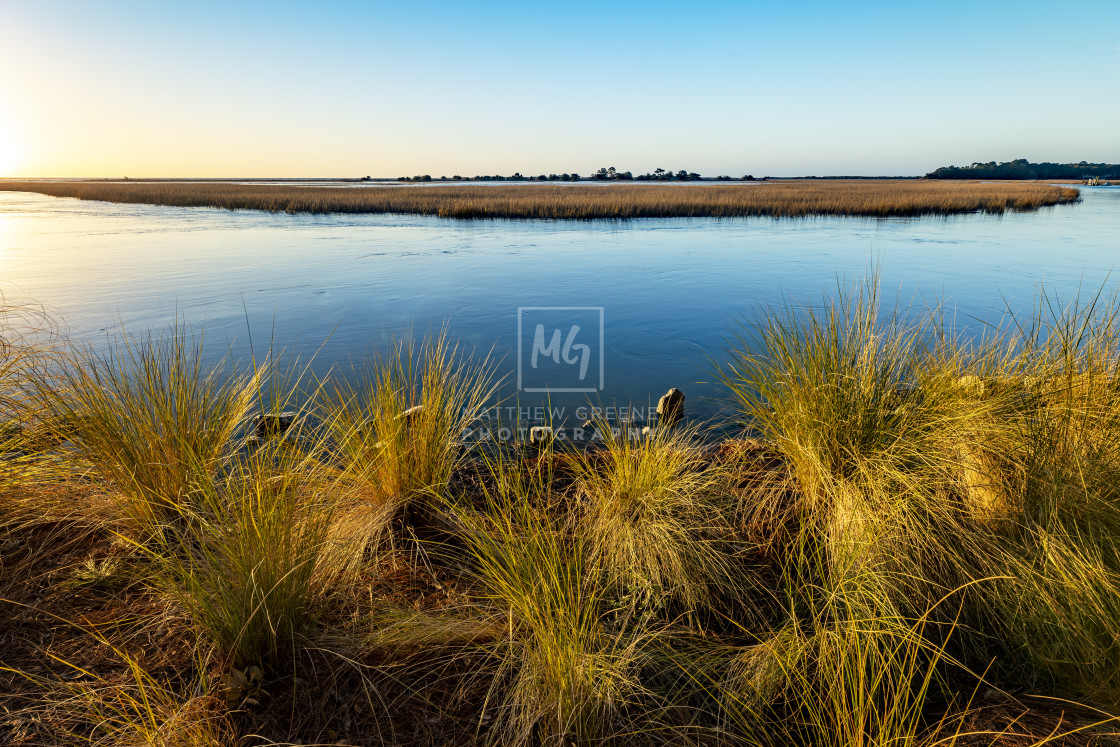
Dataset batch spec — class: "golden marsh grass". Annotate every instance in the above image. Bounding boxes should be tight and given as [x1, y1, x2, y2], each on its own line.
[7, 284, 1120, 745]
[0, 178, 1080, 219]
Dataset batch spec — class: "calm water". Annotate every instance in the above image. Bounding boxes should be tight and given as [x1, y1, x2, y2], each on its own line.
[1, 187, 1117, 426]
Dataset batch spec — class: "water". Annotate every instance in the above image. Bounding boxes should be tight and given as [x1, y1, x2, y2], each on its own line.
[1, 187, 1117, 426]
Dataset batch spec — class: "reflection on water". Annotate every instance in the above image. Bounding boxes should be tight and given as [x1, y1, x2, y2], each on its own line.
[0, 187, 1116, 422]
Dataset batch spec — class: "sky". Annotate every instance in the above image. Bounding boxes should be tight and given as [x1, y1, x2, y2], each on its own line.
[0, 1, 1117, 178]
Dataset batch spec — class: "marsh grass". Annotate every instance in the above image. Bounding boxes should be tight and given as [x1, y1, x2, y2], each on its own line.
[449, 448, 650, 746]
[719, 274, 1120, 724]
[144, 438, 335, 667]
[983, 291, 1120, 701]
[0, 179, 1080, 219]
[719, 279, 1020, 620]
[571, 418, 739, 619]
[65, 646, 226, 747]
[8, 285, 1120, 745]
[0, 295, 60, 492]
[2, 625, 229, 747]
[43, 327, 264, 531]
[713, 508, 1003, 747]
[318, 332, 499, 534]
[27, 324, 343, 669]
[719, 614, 968, 747]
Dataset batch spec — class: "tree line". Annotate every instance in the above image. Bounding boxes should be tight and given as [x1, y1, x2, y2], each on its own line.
[926, 159, 1118, 180]
[397, 168, 764, 183]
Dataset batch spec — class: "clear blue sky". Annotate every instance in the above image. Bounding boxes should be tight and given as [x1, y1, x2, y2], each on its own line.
[1, 0, 1117, 177]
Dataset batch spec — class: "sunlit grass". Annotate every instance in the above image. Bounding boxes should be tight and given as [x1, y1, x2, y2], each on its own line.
[570, 419, 737, 617]
[317, 332, 499, 533]
[40, 326, 264, 532]
[143, 437, 336, 667]
[448, 448, 649, 745]
[5, 285, 1120, 745]
[0, 294, 58, 492]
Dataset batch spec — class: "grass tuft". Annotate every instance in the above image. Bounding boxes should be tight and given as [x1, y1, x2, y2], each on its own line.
[319, 331, 499, 533]
[43, 326, 263, 531]
[145, 437, 334, 667]
[450, 448, 649, 745]
[571, 419, 738, 618]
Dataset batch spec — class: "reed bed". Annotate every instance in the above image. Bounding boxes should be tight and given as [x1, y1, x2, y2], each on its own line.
[0, 178, 1080, 219]
[5, 282, 1120, 746]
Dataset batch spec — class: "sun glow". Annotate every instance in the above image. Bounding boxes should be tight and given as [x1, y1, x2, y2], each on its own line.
[0, 118, 27, 177]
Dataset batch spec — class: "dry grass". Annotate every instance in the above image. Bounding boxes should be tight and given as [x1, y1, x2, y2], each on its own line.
[8, 287, 1120, 746]
[40, 328, 265, 532]
[0, 295, 61, 490]
[570, 420, 737, 617]
[0, 179, 1080, 219]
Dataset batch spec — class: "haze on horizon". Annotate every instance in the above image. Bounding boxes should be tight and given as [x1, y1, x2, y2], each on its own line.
[1, 0, 1117, 179]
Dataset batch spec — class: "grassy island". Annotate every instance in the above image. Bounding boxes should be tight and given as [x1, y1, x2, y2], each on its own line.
[4, 283, 1120, 745]
[0, 179, 1080, 219]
